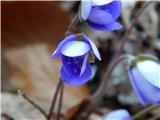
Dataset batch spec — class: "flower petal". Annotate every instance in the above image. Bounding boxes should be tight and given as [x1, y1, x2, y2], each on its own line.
[104, 109, 131, 120]
[128, 70, 146, 105]
[88, 8, 114, 25]
[88, 21, 122, 31]
[100, 0, 122, 20]
[129, 67, 160, 106]
[83, 35, 101, 60]
[51, 35, 76, 59]
[137, 60, 160, 88]
[92, 0, 114, 6]
[60, 55, 74, 75]
[80, 53, 88, 76]
[81, 0, 92, 20]
[61, 41, 90, 57]
[60, 62, 92, 86]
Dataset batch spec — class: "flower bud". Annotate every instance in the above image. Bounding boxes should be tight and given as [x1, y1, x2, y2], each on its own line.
[128, 55, 160, 106]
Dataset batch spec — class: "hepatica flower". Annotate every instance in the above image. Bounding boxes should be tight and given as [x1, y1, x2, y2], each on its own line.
[52, 34, 101, 86]
[80, 0, 122, 31]
[128, 55, 160, 106]
[104, 109, 131, 120]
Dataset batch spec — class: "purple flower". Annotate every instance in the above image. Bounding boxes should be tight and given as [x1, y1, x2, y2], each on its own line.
[104, 109, 131, 120]
[80, 0, 122, 31]
[51, 34, 101, 86]
[128, 55, 160, 106]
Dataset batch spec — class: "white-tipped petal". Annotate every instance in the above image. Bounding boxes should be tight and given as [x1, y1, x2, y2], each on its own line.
[61, 41, 90, 57]
[137, 60, 160, 88]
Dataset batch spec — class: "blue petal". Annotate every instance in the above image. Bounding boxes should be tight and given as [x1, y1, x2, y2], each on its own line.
[128, 70, 146, 105]
[80, 53, 89, 76]
[61, 41, 90, 57]
[60, 62, 92, 86]
[100, 0, 122, 20]
[92, 0, 114, 6]
[60, 55, 76, 75]
[88, 21, 122, 31]
[137, 61, 160, 88]
[129, 67, 160, 106]
[104, 109, 131, 120]
[83, 35, 101, 60]
[81, 0, 92, 20]
[88, 7, 114, 25]
[51, 35, 76, 59]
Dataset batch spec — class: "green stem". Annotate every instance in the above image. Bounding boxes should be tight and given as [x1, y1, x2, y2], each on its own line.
[18, 90, 47, 118]
[132, 105, 160, 120]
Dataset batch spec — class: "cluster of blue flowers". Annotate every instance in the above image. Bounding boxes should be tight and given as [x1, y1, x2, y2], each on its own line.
[52, 0, 160, 119]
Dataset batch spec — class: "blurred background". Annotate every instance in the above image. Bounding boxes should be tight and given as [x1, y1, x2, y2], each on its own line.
[1, 1, 160, 120]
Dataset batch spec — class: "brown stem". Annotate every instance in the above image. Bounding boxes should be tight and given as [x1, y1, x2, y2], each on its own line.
[91, 1, 154, 104]
[65, 14, 79, 36]
[18, 90, 48, 118]
[47, 79, 62, 120]
[56, 81, 64, 120]
[91, 55, 131, 103]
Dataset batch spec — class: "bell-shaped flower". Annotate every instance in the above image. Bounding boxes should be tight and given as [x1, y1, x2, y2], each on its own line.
[104, 109, 131, 120]
[51, 34, 101, 86]
[128, 55, 160, 106]
[80, 0, 122, 31]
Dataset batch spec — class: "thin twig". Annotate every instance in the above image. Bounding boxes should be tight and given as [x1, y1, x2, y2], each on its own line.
[56, 81, 64, 120]
[132, 105, 160, 120]
[18, 90, 47, 118]
[91, 1, 154, 104]
[65, 14, 79, 36]
[47, 79, 62, 120]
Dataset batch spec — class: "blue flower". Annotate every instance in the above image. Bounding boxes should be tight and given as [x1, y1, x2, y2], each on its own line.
[104, 109, 131, 120]
[128, 55, 160, 106]
[80, 0, 122, 31]
[51, 34, 101, 86]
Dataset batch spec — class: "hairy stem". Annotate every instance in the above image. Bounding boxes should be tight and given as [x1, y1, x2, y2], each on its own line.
[132, 105, 160, 120]
[18, 90, 47, 118]
[47, 79, 62, 120]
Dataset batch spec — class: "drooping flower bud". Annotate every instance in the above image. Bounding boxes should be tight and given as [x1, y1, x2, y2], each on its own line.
[128, 55, 160, 106]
